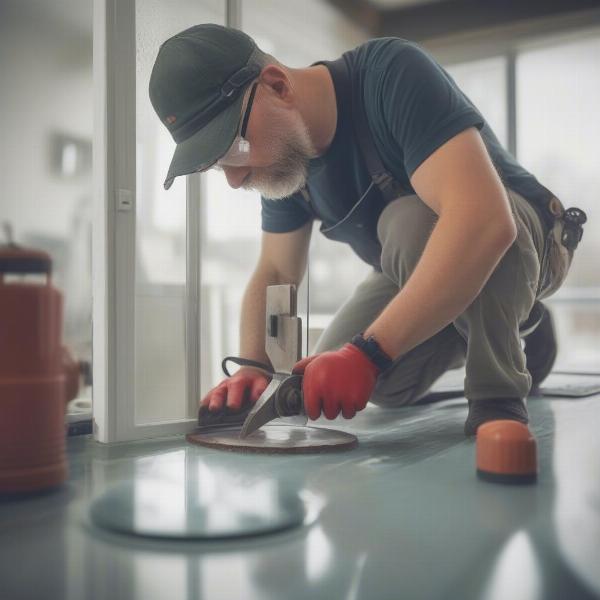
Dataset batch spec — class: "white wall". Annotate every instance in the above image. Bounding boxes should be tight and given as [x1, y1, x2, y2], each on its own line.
[0, 2, 93, 238]
[0, 0, 93, 356]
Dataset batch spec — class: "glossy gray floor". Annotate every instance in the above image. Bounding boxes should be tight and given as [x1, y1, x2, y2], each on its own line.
[2, 390, 600, 600]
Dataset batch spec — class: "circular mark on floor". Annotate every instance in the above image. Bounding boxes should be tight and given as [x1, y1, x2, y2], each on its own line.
[186, 425, 358, 454]
[89, 476, 306, 540]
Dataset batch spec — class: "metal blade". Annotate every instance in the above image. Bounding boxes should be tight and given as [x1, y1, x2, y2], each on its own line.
[239, 377, 281, 439]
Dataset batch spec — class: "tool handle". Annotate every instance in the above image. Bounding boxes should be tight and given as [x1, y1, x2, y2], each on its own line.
[221, 356, 274, 377]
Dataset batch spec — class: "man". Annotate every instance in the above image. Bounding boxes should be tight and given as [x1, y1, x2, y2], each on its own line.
[149, 24, 584, 436]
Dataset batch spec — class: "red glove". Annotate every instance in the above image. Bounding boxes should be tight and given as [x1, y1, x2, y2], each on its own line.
[200, 367, 271, 412]
[292, 343, 380, 420]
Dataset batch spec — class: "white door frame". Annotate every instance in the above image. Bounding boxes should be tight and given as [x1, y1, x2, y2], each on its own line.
[92, 0, 199, 442]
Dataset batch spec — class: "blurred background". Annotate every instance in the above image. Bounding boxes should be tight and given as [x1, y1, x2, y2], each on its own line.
[1, 0, 599, 424]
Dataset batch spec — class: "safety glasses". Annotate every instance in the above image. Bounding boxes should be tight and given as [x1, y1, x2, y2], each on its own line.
[213, 81, 259, 170]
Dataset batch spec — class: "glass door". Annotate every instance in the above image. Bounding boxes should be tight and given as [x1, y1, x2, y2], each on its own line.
[93, 0, 226, 442]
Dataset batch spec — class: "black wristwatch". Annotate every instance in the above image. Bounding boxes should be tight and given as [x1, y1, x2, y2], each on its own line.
[350, 333, 394, 372]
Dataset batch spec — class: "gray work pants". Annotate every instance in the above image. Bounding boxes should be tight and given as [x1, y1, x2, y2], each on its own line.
[313, 189, 573, 405]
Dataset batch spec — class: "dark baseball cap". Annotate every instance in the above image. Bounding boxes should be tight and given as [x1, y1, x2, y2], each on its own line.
[149, 24, 262, 190]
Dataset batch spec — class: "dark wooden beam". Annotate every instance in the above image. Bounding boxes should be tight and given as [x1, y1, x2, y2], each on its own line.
[327, 0, 600, 40]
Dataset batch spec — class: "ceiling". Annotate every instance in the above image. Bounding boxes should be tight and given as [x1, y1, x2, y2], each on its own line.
[5, 0, 600, 43]
[327, 0, 600, 40]
[366, 0, 446, 8]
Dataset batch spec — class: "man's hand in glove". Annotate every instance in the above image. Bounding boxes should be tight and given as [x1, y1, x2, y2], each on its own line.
[200, 367, 271, 412]
[292, 343, 381, 420]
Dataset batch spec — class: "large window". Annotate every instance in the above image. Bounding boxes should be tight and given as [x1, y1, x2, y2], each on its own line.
[517, 33, 600, 370]
[517, 34, 600, 291]
[440, 31, 600, 371]
[445, 56, 508, 149]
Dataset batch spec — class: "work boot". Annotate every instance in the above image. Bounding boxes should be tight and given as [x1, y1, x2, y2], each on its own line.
[523, 302, 557, 390]
[464, 397, 529, 437]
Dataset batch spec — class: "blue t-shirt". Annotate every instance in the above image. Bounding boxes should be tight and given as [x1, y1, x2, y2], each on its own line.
[261, 38, 553, 267]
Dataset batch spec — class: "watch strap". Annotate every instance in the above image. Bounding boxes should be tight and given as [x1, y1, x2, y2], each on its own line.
[350, 333, 394, 372]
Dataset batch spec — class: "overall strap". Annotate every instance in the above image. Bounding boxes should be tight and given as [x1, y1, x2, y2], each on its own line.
[325, 55, 409, 203]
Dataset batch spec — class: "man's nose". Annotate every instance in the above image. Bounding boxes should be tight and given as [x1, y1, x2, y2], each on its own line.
[223, 166, 250, 189]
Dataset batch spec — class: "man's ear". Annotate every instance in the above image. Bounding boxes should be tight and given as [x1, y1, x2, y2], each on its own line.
[259, 65, 294, 104]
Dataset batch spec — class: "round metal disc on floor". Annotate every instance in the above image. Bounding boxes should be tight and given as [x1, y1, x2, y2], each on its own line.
[186, 425, 358, 454]
[89, 477, 306, 540]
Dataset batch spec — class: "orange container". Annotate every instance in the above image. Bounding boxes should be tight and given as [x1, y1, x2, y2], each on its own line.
[0, 239, 79, 494]
[476, 420, 538, 484]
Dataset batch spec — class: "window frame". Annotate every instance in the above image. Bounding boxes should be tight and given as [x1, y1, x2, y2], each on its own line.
[93, 0, 202, 443]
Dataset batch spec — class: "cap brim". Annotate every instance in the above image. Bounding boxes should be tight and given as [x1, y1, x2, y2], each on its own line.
[163, 91, 245, 190]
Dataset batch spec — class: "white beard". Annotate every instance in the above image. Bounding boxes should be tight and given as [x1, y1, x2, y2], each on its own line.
[244, 110, 316, 200]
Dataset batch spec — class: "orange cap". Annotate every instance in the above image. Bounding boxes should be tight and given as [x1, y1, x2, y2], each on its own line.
[476, 420, 538, 484]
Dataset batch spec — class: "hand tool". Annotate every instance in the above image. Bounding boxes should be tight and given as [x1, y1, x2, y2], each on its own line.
[197, 284, 308, 437]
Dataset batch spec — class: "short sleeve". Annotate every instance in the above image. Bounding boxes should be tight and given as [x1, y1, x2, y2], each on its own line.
[261, 193, 313, 233]
[379, 42, 485, 177]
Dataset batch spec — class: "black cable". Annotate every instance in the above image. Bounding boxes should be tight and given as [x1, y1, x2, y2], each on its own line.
[221, 355, 273, 378]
